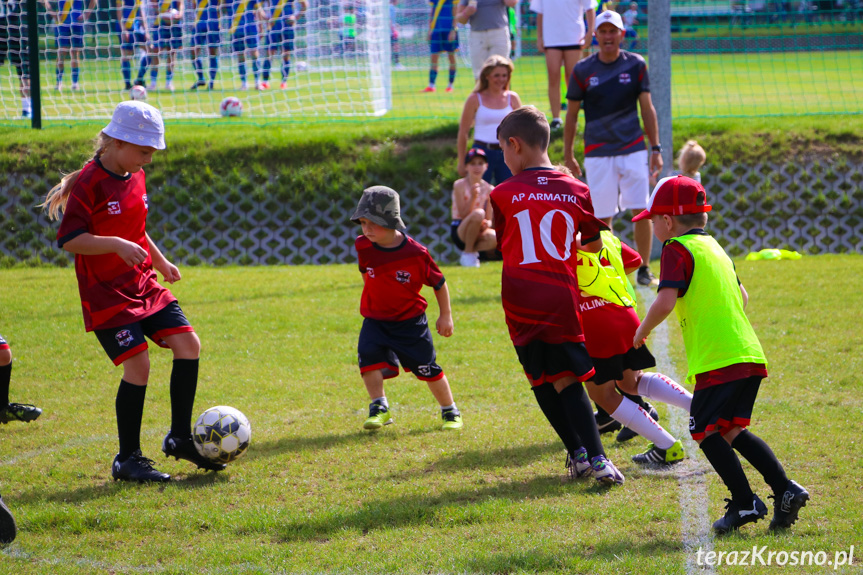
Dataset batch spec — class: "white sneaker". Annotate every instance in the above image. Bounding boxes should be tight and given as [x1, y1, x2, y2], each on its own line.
[147, 82, 157, 91]
[240, 81, 248, 90]
[459, 252, 479, 267]
[165, 81, 174, 92]
[590, 455, 625, 485]
[394, 63, 407, 71]
[71, 82, 80, 91]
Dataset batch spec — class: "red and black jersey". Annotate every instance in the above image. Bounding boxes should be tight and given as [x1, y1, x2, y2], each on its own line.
[356, 234, 445, 322]
[57, 158, 175, 332]
[580, 240, 642, 359]
[490, 168, 608, 347]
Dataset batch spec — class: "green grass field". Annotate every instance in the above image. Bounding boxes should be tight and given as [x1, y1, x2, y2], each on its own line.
[2, 47, 863, 126]
[0, 255, 861, 573]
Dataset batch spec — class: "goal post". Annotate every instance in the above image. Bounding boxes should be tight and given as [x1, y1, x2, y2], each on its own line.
[3, 0, 392, 123]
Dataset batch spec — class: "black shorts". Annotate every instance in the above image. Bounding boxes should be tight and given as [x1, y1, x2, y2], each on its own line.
[689, 376, 762, 440]
[450, 220, 466, 251]
[515, 340, 595, 387]
[591, 345, 656, 385]
[545, 44, 583, 51]
[358, 314, 444, 382]
[94, 301, 195, 366]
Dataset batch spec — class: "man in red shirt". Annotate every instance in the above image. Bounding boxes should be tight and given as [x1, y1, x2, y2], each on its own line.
[351, 186, 463, 431]
[489, 105, 624, 485]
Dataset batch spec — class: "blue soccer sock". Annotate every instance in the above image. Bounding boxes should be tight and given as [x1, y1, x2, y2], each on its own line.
[72, 66, 79, 84]
[194, 57, 204, 81]
[238, 61, 247, 82]
[252, 59, 260, 81]
[448, 67, 456, 86]
[56, 66, 64, 84]
[166, 67, 173, 82]
[262, 59, 271, 81]
[122, 59, 131, 84]
[209, 56, 218, 81]
[136, 55, 149, 81]
[428, 68, 438, 87]
[281, 58, 290, 80]
[150, 64, 158, 83]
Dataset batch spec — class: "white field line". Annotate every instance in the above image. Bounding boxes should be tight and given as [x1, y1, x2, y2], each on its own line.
[640, 286, 716, 575]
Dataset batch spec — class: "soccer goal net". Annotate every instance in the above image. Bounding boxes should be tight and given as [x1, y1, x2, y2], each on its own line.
[1, 0, 391, 122]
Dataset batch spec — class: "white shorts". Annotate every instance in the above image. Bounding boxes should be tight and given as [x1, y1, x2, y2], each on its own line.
[583, 150, 650, 219]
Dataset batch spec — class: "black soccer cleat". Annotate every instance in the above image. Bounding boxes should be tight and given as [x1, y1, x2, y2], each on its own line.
[112, 451, 171, 483]
[712, 494, 768, 534]
[0, 402, 42, 424]
[0, 493, 16, 545]
[768, 480, 810, 531]
[162, 433, 226, 472]
[616, 402, 659, 442]
[595, 411, 622, 435]
[190, 80, 207, 90]
[133, 79, 146, 87]
[637, 265, 658, 287]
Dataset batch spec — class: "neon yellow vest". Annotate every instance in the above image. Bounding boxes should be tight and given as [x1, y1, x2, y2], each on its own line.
[670, 233, 767, 385]
[577, 231, 637, 310]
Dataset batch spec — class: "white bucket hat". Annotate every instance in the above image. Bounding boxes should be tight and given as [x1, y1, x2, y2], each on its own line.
[102, 101, 166, 150]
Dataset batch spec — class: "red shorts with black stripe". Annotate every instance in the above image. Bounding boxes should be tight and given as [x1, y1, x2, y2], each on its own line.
[689, 375, 762, 440]
[94, 301, 195, 366]
[515, 340, 596, 387]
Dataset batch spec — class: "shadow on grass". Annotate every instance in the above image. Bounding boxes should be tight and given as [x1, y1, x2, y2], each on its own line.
[12, 469, 229, 506]
[260, 474, 615, 543]
[461, 538, 683, 573]
[243, 430, 384, 461]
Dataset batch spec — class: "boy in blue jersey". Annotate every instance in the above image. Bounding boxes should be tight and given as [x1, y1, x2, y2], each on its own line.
[1, 0, 33, 117]
[149, 0, 183, 91]
[190, 0, 220, 90]
[634, 176, 810, 534]
[227, 0, 262, 90]
[116, 0, 151, 90]
[261, 0, 305, 90]
[423, 0, 457, 92]
[43, 0, 96, 91]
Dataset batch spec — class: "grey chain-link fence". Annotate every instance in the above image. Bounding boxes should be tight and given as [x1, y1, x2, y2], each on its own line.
[2, 159, 862, 267]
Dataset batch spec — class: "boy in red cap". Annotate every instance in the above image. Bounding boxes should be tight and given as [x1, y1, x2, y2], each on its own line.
[633, 175, 809, 534]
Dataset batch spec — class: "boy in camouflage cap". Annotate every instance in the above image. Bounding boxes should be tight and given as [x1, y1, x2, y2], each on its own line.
[351, 186, 463, 431]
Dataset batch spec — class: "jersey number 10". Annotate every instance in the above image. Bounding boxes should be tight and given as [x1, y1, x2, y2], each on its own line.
[512, 208, 575, 265]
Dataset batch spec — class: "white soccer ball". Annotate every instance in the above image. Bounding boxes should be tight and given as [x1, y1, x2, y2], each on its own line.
[193, 405, 252, 463]
[219, 96, 242, 117]
[130, 85, 147, 101]
[296, 60, 308, 72]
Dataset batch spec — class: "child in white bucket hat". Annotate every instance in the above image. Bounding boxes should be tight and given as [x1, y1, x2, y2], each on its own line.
[41, 101, 225, 483]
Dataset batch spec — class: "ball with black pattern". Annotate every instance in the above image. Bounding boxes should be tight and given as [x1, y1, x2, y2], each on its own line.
[193, 406, 251, 463]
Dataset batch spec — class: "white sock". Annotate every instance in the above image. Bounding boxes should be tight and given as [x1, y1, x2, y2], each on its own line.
[371, 396, 388, 408]
[22, 97, 31, 112]
[637, 372, 692, 412]
[611, 398, 675, 450]
[441, 403, 457, 413]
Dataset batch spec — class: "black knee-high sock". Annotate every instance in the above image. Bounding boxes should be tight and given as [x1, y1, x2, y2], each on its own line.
[169, 358, 199, 437]
[732, 429, 789, 495]
[700, 433, 754, 504]
[0, 362, 11, 406]
[116, 379, 147, 461]
[558, 383, 605, 459]
[533, 382, 583, 454]
[620, 388, 648, 409]
[594, 402, 609, 418]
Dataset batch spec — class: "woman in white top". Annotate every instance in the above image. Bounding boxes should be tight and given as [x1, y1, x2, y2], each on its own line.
[457, 55, 522, 184]
[530, 0, 595, 131]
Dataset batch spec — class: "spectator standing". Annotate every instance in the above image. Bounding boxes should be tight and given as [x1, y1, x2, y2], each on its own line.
[529, 0, 594, 131]
[563, 10, 663, 286]
[457, 55, 522, 183]
[456, 0, 516, 80]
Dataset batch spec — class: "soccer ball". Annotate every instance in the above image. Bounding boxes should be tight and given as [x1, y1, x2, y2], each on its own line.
[130, 85, 147, 101]
[193, 405, 251, 463]
[219, 96, 242, 117]
[296, 60, 308, 72]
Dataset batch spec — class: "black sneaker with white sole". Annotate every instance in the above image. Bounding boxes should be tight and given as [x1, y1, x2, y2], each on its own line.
[712, 494, 768, 534]
[636, 266, 658, 287]
[112, 450, 171, 483]
[594, 411, 622, 434]
[0, 493, 16, 544]
[162, 433, 226, 472]
[768, 480, 809, 531]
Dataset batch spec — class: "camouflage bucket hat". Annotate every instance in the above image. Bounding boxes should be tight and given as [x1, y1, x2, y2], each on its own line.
[350, 186, 407, 231]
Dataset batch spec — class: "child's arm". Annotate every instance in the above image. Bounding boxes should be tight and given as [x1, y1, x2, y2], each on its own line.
[434, 282, 454, 338]
[146, 233, 182, 284]
[739, 283, 749, 309]
[453, 178, 472, 219]
[63, 233, 148, 267]
[633, 287, 677, 348]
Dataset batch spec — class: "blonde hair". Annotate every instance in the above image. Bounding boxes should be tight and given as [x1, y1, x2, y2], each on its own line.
[42, 132, 114, 221]
[677, 139, 706, 178]
[474, 55, 513, 93]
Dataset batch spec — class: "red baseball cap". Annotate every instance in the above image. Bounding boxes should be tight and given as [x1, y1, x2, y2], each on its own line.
[632, 175, 712, 222]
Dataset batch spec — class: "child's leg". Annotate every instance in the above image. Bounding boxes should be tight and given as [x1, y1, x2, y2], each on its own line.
[163, 331, 201, 438]
[362, 369, 386, 403]
[117, 351, 151, 460]
[553, 377, 604, 460]
[533, 381, 582, 455]
[588, 379, 676, 450]
[728, 427, 789, 495]
[698, 432, 754, 504]
[426, 375, 454, 408]
[632, 370, 692, 411]
[0, 347, 11, 406]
